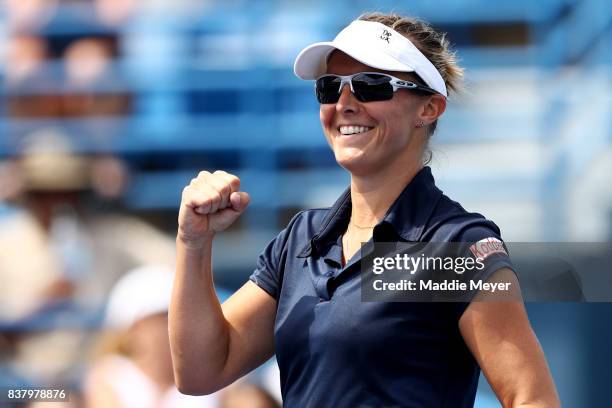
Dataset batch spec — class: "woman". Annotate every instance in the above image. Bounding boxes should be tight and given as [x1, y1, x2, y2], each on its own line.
[170, 12, 560, 407]
[85, 265, 219, 408]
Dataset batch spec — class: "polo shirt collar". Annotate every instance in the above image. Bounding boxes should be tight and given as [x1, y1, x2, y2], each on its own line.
[298, 166, 442, 258]
[382, 166, 442, 241]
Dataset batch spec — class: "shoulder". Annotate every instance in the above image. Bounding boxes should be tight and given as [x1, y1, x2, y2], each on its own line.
[255, 206, 335, 261]
[423, 192, 504, 243]
[277, 206, 334, 242]
[288, 207, 330, 229]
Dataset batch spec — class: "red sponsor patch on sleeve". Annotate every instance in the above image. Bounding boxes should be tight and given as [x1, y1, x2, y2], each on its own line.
[469, 237, 508, 260]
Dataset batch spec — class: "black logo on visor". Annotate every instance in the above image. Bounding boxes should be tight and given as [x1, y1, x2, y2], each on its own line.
[380, 29, 391, 43]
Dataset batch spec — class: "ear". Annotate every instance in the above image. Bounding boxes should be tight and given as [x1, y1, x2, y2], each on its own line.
[418, 94, 446, 125]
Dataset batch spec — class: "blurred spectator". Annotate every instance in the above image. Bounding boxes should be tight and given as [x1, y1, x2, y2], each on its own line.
[6, 27, 130, 119]
[0, 129, 176, 386]
[0, 129, 87, 321]
[6, 0, 58, 32]
[62, 37, 131, 117]
[0, 127, 176, 319]
[64, 38, 114, 88]
[5, 35, 61, 118]
[95, 0, 137, 26]
[5, 35, 48, 86]
[85, 265, 278, 408]
[84, 265, 218, 408]
[89, 155, 130, 200]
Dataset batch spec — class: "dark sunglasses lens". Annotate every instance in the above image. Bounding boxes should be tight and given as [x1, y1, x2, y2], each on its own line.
[352, 73, 394, 102]
[316, 76, 341, 104]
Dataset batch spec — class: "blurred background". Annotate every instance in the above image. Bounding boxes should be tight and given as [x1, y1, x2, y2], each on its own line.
[0, 0, 610, 406]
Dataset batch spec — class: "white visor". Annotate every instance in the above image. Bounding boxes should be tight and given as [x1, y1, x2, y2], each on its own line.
[105, 265, 174, 330]
[294, 20, 447, 97]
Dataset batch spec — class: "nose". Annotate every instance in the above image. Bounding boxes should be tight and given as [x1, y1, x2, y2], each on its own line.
[336, 83, 359, 114]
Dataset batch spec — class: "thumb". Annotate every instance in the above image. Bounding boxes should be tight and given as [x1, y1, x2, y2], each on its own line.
[230, 191, 250, 213]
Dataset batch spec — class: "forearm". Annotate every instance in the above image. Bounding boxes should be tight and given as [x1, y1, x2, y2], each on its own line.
[492, 342, 560, 408]
[169, 235, 229, 394]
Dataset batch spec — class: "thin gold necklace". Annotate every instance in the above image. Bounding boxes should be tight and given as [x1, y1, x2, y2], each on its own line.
[349, 219, 378, 229]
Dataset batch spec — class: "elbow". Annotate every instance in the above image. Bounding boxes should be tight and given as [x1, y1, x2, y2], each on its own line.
[171, 352, 228, 395]
[174, 365, 223, 395]
[536, 396, 561, 408]
[176, 384, 215, 396]
[520, 389, 561, 408]
[170, 344, 225, 395]
[174, 375, 221, 396]
[169, 330, 231, 396]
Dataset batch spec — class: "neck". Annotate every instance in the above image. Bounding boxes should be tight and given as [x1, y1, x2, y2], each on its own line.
[349, 160, 423, 227]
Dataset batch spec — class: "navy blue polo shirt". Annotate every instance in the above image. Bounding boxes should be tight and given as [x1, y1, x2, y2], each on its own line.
[249, 166, 514, 408]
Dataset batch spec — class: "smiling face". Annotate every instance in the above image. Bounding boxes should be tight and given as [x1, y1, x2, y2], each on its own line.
[320, 51, 431, 177]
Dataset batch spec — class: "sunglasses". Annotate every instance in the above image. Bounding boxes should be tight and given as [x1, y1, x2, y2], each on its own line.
[315, 72, 438, 104]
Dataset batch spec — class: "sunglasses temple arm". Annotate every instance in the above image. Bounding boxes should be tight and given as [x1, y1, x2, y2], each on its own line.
[395, 82, 438, 94]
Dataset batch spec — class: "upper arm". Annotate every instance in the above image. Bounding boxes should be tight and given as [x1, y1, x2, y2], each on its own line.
[459, 268, 559, 407]
[213, 213, 300, 389]
[214, 280, 277, 389]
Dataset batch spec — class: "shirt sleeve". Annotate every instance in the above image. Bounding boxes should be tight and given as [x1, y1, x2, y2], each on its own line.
[249, 232, 285, 300]
[248, 212, 303, 300]
[452, 224, 518, 319]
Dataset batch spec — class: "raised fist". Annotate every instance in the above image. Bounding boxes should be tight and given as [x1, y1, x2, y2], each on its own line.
[178, 170, 250, 246]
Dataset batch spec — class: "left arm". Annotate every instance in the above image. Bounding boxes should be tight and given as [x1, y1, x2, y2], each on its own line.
[459, 268, 560, 408]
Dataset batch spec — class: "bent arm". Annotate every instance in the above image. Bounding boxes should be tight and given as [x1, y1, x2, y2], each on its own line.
[459, 268, 560, 408]
[169, 236, 276, 395]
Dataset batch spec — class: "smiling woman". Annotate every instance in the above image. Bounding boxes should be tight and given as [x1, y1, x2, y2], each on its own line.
[169, 11, 560, 408]
[316, 50, 445, 179]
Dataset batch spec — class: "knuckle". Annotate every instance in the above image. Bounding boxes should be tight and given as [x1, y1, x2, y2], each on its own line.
[219, 183, 231, 196]
[229, 175, 240, 188]
[201, 198, 212, 207]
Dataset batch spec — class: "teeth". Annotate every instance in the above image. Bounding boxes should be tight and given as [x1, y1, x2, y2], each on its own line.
[339, 125, 372, 135]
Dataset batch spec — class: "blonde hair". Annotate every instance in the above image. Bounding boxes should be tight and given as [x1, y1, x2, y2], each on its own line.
[358, 12, 464, 162]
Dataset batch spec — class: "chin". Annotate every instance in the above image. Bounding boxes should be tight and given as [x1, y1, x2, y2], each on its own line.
[334, 152, 375, 175]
